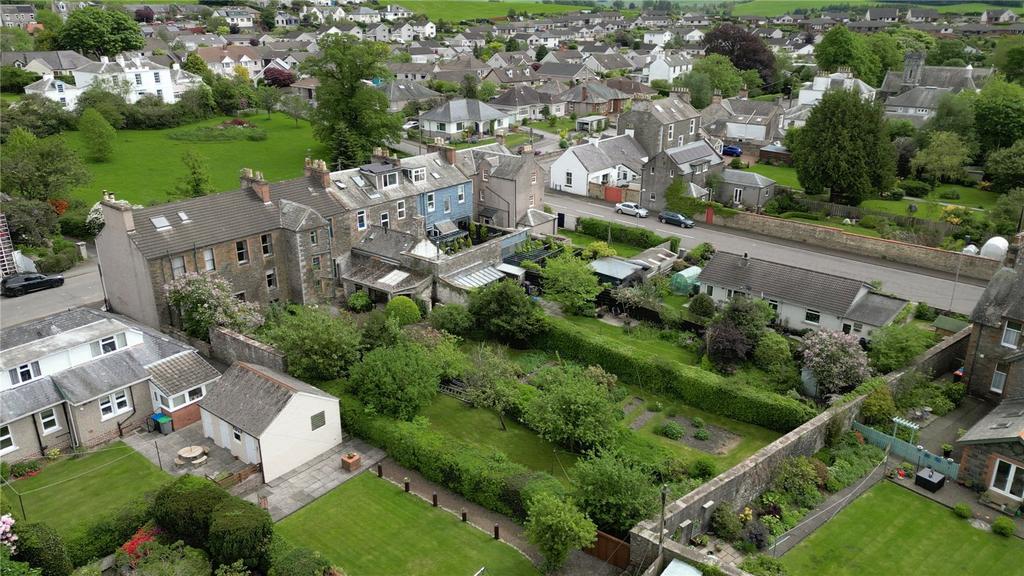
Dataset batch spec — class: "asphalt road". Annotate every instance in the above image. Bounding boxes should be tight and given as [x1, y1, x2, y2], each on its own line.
[1, 256, 104, 328]
[545, 192, 987, 315]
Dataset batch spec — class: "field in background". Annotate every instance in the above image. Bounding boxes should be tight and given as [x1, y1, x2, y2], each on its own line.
[403, 0, 580, 20]
[730, 0, 1012, 16]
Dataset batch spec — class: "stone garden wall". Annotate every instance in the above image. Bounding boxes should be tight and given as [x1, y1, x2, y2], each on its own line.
[208, 326, 287, 373]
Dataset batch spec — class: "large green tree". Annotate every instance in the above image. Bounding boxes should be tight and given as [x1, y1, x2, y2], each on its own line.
[541, 253, 602, 316]
[524, 493, 596, 574]
[991, 36, 1024, 84]
[56, 7, 144, 57]
[78, 107, 116, 162]
[258, 305, 363, 381]
[0, 27, 33, 51]
[985, 139, 1024, 194]
[572, 453, 658, 535]
[1, 127, 89, 201]
[525, 364, 619, 451]
[991, 188, 1024, 235]
[467, 279, 547, 344]
[793, 89, 895, 205]
[973, 77, 1024, 157]
[911, 131, 969, 184]
[463, 344, 521, 431]
[924, 91, 978, 161]
[349, 342, 442, 420]
[692, 54, 744, 98]
[174, 150, 214, 198]
[814, 26, 881, 85]
[703, 24, 776, 85]
[302, 35, 402, 167]
[679, 71, 713, 108]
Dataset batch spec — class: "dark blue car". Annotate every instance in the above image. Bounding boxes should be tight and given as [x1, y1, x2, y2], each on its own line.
[722, 145, 742, 157]
[659, 211, 695, 228]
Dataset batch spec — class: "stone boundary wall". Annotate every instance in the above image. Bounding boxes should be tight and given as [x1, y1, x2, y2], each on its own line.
[711, 211, 1000, 281]
[208, 327, 287, 373]
[628, 327, 973, 575]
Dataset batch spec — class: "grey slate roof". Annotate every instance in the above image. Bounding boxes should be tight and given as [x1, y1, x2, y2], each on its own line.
[199, 362, 334, 437]
[2, 308, 105, 350]
[147, 351, 221, 396]
[970, 260, 1024, 327]
[587, 52, 634, 70]
[666, 140, 723, 169]
[698, 252, 867, 317]
[491, 85, 546, 107]
[52, 352, 151, 405]
[0, 378, 63, 426]
[419, 98, 509, 123]
[519, 208, 556, 227]
[569, 134, 647, 174]
[844, 292, 907, 327]
[537, 62, 591, 79]
[721, 168, 774, 188]
[885, 86, 952, 109]
[880, 65, 994, 93]
[352, 225, 420, 262]
[959, 400, 1024, 445]
[0, 50, 92, 71]
[628, 97, 699, 124]
[560, 81, 631, 104]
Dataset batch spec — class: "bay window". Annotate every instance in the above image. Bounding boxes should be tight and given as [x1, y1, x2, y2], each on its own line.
[991, 459, 1024, 500]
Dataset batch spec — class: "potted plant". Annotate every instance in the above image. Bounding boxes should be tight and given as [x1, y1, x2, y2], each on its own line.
[942, 443, 953, 458]
[341, 452, 361, 472]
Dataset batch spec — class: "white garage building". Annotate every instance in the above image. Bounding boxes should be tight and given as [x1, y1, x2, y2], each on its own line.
[199, 362, 342, 483]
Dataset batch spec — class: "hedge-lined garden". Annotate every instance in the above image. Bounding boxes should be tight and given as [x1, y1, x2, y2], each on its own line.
[576, 217, 681, 253]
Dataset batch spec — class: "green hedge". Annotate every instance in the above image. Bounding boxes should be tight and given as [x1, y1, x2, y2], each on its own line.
[67, 496, 154, 567]
[153, 475, 230, 548]
[13, 522, 72, 576]
[338, 395, 565, 522]
[576, 218, 680, 253]
[535, 318, 816, 432]
[208, 498, 274, 572]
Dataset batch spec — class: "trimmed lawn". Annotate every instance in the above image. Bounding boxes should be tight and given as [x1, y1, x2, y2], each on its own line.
[451, 132, 532, 150]
[732, 0, 871, 17]
[65, 113, 327, 207]
[276, 473, 539, 576]
[782, 481, 1024, 576]
[558, 228, 645, 257]
[402, 0, 578, 20]
[559, 315, 700, 366]
[421, 395, 577, 483]
[623, 385, 781, 471]
[745, 164, 801, 190]
[784, 217, 882, 238]
[536, 116, 577, 134]
[1, 442, 168, 540]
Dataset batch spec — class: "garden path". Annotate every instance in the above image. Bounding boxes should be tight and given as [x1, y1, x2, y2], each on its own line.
[377, 457, 624, 576]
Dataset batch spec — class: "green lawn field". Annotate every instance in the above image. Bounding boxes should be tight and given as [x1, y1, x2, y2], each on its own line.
[558, 228, 645, 257]
[276, 473, 539, 576]
[782, 481, 1024, 576]
[745, 164, 802, 190]
[731, 1, 1014, 17]
[403, 0, 580, 20]
[65, 113, 327, 207]
[421, 395, 578, 482]
[1, 443, 169, 540]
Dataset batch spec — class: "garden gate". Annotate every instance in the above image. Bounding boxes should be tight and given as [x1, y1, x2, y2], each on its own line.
[852, 422, 960, 478]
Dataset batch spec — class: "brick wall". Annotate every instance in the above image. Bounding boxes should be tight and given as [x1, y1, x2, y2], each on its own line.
[209, 327, 287, 373]
[164, 402, 201, 430]
[964, 324, 1024, 401]
[960, 443, 1024, 488]
[711, 211, 1000, 281]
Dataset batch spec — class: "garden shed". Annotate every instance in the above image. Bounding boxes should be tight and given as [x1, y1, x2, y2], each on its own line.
[670, 266, 701, 294]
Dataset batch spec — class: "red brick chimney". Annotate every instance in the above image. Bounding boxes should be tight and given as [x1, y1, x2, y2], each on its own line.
[738, 85, 749, 99]
[443, 146, 456, 165]
[309, 159, 331, 188]
[240, 168, 271, 204]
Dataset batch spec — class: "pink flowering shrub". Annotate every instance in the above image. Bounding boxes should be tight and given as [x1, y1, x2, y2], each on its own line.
[166, 274, 262, 340]
[1, 514, 18, 554]
[802, 330, 870, 395]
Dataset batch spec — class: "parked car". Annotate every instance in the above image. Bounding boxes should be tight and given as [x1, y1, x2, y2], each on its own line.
[722, 145, 742, 157]
[615, 202, 648, 218]
[659, 211, 695, 228]
[402, 119, 419, 131]
[1, 273, 64, 297]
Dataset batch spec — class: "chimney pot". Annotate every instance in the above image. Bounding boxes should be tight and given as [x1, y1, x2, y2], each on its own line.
[443, 146, 456, 166]
[712, 89, 722, 104]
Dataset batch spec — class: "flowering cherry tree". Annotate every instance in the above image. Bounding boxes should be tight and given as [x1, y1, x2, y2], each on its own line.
[166, 274, 262, 340]
[802, 330, 870, 395]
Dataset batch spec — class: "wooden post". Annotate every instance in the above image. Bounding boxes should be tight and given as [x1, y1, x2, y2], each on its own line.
[461, 509, 467, 522]
[377, 463, 382, 477]
[404, 477, 410, 493]
[432, 492, 438, 507]
[493, 524, 500, 540]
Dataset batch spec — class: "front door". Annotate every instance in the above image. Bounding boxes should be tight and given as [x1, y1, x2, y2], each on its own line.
[201, 411, 213, 439]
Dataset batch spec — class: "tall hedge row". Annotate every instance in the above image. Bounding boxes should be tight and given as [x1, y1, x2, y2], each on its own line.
[339, 395, 565, 522]
[535, 318, 816, 432]
[576, 217, 681, 253]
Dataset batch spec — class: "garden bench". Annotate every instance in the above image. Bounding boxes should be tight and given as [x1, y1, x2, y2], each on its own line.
[192, 455, 208, 465]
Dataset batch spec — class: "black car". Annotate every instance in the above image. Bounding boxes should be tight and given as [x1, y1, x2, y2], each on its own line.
[1, 273, 64, 297]
[659, 211, 696, 228]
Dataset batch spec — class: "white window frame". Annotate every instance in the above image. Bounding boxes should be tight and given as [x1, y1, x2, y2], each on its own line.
[805, 309, 821, 325]
[990, 459, 1024, 501]
[10, 361, 41, 385]
[397, 200, 406, 219]
[426, 192, 436, 212]
[733, 187, 743, 203]
[1002, 320, 1021, 348]
[260, 234, 273, 257]
[531, 171, 537, 184]
[91, 332, 127, 357]
[383, 172, 398, 188]
[565, 171, 573, 187]
[380, 212, 390, 228]
[232, 426, 242, 442]
[134, 73, 142, 85]
[266, 268, 277, 289]
[481, 168, 489, 182]
[99, 390, 131, 421]
[171, 256, 186, 279]
[203, 248, 216, 272]
[457, 185, 465, 204]
[667, 123, 674, 141]
[0, 425, 15, 456]
[236, 240, 249, 264]
[689, 118, 696, 135]
[309, 230, 318, 245]
[153, 71, 161, 83]
[356, 210, 367, 230]
[39, 408, 60, 435]
[991, 366, 1007, 394]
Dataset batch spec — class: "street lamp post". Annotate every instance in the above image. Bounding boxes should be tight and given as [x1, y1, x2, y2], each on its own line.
[657, 484, 669, 557]
[949, 235, 970, 311]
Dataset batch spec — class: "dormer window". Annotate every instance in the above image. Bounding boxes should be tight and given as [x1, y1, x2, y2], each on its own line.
[383, 172, 398, 188]
[1003, 320, 1022, 348]
[91, 333, 127, 357]
[404, 167, 426, 183]
[8, 361, 41, 386]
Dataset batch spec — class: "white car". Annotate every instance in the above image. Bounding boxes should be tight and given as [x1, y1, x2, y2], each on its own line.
[402, 120, 419, 131]
[615, 202, 648, 218]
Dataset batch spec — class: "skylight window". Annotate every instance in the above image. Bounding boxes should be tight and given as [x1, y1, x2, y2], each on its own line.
[177, 211, 190, 223]
[352, 174, 367, 187]
[431, 172, 441, 179]
[150, 216, 171, 231]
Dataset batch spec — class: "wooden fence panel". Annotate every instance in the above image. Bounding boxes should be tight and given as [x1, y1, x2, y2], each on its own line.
[584, 530, 631, 569]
